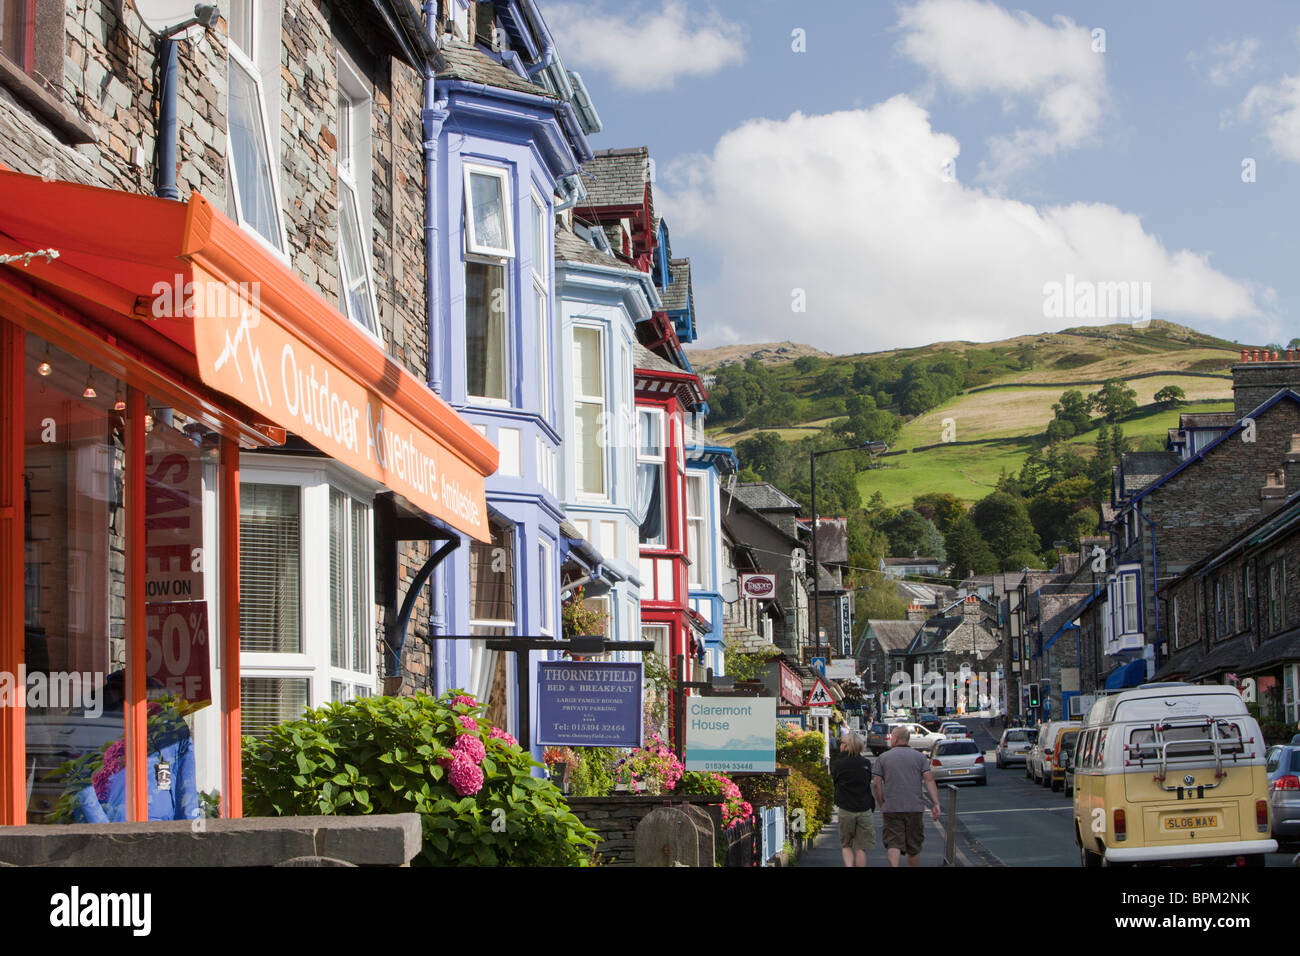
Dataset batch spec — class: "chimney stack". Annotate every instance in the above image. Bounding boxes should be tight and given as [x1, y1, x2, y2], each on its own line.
[906, 602, 927, 623]
[1233, 352, 1300, 418]
[962, 594, 981, 623]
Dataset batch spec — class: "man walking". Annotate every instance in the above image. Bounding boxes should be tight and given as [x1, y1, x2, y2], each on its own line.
[830, 732, 875, 866]
[871, 725, 941, 867]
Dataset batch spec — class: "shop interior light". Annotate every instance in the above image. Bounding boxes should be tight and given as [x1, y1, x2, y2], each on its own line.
[37, 346, 52, 376]
[144, 411, 154, 433]
[82, 372, 97, 399]
[113, 387, 126, 412]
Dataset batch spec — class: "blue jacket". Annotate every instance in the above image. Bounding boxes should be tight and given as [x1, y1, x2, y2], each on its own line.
[74, 728, 200, 823]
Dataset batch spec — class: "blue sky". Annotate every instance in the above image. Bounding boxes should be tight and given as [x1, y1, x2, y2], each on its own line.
[545, 0, 1300, 353]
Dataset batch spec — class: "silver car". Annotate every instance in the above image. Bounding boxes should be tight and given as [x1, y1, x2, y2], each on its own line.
[930, 738, 987, 785]
[1266, 745, 1300, 848]
[996, 727, 1037, 769]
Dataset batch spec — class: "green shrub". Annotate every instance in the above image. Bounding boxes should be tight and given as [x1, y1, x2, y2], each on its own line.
[242, 692, 599, 866]
[569, 746, 618, 797]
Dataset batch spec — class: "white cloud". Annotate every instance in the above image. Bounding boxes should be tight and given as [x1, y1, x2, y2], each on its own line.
[661, 98, 1263, 352]
[896, 0, 1107, 179]
[1205, 37, 1259, 86]
[545, 1, 745, 92]
[1238, 75, 1300, 163]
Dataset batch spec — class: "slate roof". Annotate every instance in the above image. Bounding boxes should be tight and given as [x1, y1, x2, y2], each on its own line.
[1150, 643, 1205, 682]
[1185, 634, 1254, 682]
[909, 616, 1000, 657]
[863, 620, 920, 654]
[1242, 628, 1300, 672]
[661, 258, 691, 312]
[896, 581, 958, 607]
[554, 226, 635, 271]
[1180, 412, 1236, 429]
[579, 147, 650, 209]
[633, 342, 684, 376]
[436, 37, 553, 98]
[733, 482, 803, 514]
[1119, 452, 1183, 497]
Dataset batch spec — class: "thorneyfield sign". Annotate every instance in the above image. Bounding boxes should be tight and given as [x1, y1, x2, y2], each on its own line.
[740, 573, 776, 599]
[536, 660, 642, 748]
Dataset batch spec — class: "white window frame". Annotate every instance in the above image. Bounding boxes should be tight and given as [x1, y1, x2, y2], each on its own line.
[225, 0, 290, 262]
[327, 486, 375, 700]
[468, 520, 517, 727]
[532, 191, 551, 421]
[1284, 663, 1299, 724]
[463, 162, 515, 258]
[335, 56, 381, 342]
[573, 323, 607, 500]
[239, 462, 378, 727]
[637, 407, 667, 549]
[539, 537, 554, 637]
[685, 472, 709, 589]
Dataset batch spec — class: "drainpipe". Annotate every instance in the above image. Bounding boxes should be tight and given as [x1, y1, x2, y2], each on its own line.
[155, 37, 180, 200]
[423, 0, 450, 695]
[1135, 504, 1160, 673]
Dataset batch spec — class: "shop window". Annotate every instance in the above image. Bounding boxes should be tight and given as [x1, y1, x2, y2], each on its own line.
[573, 325, 606, 497]
[23, 337, 217, 824]
[226, 0, 288, 256]
[335, 75, 379, 338]
[636, 408, 665, 547]
[469, 519, 516, 729]
[239, 468, 376, 735]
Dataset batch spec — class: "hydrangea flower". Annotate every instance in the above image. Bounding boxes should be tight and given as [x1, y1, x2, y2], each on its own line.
[453, 694, 477, 708]
[448, 751, 485, 797]
[489, 726, 518, 748]
[453, 734, 487, 765]
[458, 715, 478, 732]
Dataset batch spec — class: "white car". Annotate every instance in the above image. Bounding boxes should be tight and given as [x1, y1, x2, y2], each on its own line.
[889, 722, 945, 752]
[940, 722, 971, 739]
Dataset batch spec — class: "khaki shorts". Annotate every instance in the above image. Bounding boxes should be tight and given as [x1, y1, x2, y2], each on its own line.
[837, 808, 876, 851]
[882, 812, 925, 856]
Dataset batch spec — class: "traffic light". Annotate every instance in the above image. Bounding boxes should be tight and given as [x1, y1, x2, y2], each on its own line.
[1028, 683, 1041, 708]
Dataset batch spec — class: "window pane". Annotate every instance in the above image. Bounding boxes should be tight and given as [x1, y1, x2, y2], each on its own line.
[240, 677, 309, 738]
[1, 0, 32, 70]
[470, 523, 515, 623]
[532, 198, 546, 281]
[338, 178, 378, 335]
[329, 488, 346, 668]
[536, 287, 549, 413]
[573, 327, 603, 399]
[228, 57, 283, 251]
[239, 484, 301, 653]
[336, 92, 352, 174]
[226, 0, 253, 55]
[351, 501, 369, 673]
[638, 410, 661, 457]
[469, 171, 506, 251]
[575, 402, 604, 495]
[466, 261, 507, 400]
[638, 462, 664, 545]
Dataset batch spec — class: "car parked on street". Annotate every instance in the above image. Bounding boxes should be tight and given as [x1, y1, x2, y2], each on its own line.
[1058, 730, 1080, 795]
[1048, 726, 1081, 792]
[930, 738, 987, 785]
[996, 727, 1037, 768]
[867, 722, 892, 755]
[1266, 744, 1300, 848]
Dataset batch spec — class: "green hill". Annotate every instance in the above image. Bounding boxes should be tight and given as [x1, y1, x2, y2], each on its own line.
[698, 320, 1242, 509]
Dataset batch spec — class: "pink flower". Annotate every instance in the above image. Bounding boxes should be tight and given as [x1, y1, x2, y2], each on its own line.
[458, 715, 478, 732]
[93, 740, 126, 801]
[489, 726, 518, 748]
[448, 752, 484, 797]
[453, 694, 477, 708]
[453, 734, 487, 765]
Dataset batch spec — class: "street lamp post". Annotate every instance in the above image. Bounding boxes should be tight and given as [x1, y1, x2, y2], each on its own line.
[810, 440, 888, 662]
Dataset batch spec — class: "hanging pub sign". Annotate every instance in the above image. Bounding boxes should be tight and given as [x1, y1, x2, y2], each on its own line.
[536, 660, 642, 747]
[740, 573, 776, 600]
[685, 697, 776, 773]
[779, 662, 803, 708]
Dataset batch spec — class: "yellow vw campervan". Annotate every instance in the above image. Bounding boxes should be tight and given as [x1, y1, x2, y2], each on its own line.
[1072, 682, 1277, 866]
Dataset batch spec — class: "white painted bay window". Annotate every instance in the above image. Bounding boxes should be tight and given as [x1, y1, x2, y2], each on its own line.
[464, 163, 514, 403]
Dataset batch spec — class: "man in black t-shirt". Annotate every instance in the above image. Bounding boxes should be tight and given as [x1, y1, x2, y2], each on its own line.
[831, 732, 876, 866]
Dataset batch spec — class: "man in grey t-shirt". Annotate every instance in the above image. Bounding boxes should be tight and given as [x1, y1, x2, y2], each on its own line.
[871, 725, 941, 867]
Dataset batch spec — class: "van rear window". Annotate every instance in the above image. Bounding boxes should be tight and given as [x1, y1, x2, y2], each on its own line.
[1127, 720, 1245, 760]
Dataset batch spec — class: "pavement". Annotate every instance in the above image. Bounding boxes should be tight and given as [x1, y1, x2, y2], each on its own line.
[798, 805, 966, 867]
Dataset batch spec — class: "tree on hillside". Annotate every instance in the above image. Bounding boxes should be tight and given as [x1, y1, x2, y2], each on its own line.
[1028, 475, 1101, 552]
[1047, 389, 1092, 441]
[817, 365, 851, 396]
[971, 492, 1041, 570]
[736, 432, 787, 482]
[878, 509, 946, 560]
[943, 515, 999, 578]
[854, 572, 908, 621]
[1153, 384, 1186, 408]
[834, 394, 902, 447]
[1088, 379, 1138, 422]
[912, 492, 964, 534]
[899, 377, 941, 417]
[792, 356, 822, 375]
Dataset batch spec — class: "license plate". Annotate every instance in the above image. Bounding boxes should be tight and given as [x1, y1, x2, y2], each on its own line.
[1162, 814, 1218, 831]
[950, 769, 968, 775]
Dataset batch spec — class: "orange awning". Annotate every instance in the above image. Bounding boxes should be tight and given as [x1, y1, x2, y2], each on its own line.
[0, 170, 496, 541]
